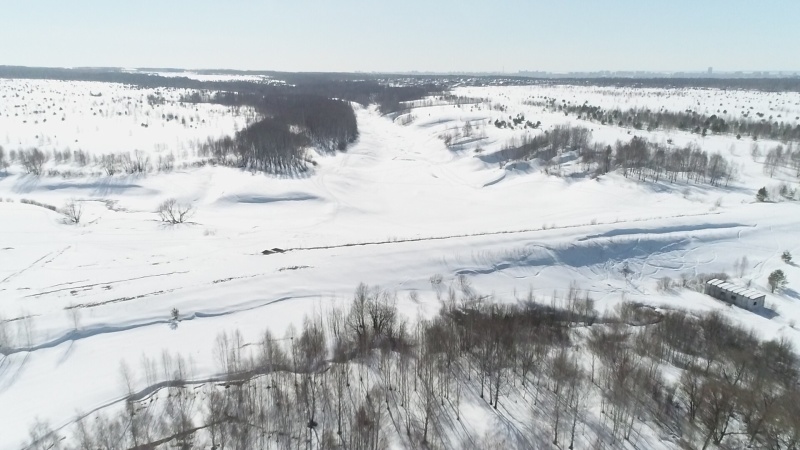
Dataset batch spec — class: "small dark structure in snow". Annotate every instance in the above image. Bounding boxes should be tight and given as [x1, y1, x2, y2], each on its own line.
[705, 278, 765, 311]
[262, 248, 286, 255]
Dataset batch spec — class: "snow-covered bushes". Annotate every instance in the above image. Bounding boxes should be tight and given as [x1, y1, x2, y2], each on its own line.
[19, 198, 57, 212]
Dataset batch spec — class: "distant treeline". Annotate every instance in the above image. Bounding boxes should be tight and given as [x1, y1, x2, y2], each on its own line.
[552, 77, 800, 92]
[539, 100, 800, 142]
[0, 66, 443, 114]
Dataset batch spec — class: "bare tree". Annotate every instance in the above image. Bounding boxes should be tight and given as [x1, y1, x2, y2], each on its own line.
[680, 365, 705, 423]
[20, 148, 48, 175]
[0, 145, 8, 172]
[566, 362, 588, 450]
[0, 314, 13, 354]
[158, 199, 194, 224]
[549, 347, 577, 446]
[26, 419, 62, 450]
[699, 380, 737, 449]
[62, 199, 83, 224]
[734, 255, 750, 278]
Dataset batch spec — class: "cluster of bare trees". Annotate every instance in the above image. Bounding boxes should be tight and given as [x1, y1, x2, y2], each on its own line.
[98, 150, 153, 175]
[22, 280, 800, 450]
[646, 310, 800, 448]
[17, 148, 49, 175]
[493, 124, 593, 162]
[610, 138, 736, 185]
[762, 142, 800, 178]
[4, 147, 177, 176]
[489, 124, 737, 186]
[198, 119, 311, 174]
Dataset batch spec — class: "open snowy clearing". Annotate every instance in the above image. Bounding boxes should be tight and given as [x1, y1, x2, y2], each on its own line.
[1, 80, 799, 449]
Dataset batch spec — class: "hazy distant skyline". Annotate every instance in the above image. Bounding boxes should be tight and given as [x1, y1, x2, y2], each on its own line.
[2, 0, 798, 73]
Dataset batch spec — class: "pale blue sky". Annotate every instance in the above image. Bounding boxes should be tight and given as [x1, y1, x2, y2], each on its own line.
[1, 0, 797, 72]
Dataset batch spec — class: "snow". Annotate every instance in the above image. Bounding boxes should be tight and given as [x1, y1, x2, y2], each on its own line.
[0, 79, 253, 156]
[132, 70, 286, 84]
[1, 80, 799, 449]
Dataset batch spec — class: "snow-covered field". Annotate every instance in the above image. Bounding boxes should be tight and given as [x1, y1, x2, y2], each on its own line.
[0, 79, 254, 156]
[469, 84, 800, 119]
[1, 80, 799, 449]
[132, 70, 286, 84]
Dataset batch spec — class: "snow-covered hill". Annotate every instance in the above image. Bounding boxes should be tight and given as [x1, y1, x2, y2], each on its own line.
[1, 79, 798, 449]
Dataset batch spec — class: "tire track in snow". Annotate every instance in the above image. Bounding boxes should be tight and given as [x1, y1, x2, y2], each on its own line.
[2, 294, 317, 356]
[1, 246, 72, 285]
[270, 211, 728, 255]
[23, 271, 190, 298]
[1, 251, 54, 283]
[41, 246, 71, 266]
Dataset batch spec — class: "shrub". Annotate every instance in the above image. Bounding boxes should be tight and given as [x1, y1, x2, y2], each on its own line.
[20, 198, 57, 212]
[657, 276, 674, 292]
[757, 187, 768, 202]
[157, 198, 193, 224]
[782, 251, 793, 264]
[61, 200, 82, 224]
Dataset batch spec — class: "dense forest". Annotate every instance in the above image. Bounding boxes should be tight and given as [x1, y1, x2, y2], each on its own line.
[17, 277, 800, 450]
[182, 91, 359, 173]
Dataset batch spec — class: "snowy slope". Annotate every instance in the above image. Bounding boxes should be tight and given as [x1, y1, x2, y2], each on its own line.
[1, 81, 799, 449]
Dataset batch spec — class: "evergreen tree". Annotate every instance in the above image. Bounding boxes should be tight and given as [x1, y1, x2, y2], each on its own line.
[757, 187, 768, 202]
[768, 270, 788, 293]
[782, 251, 793, 264]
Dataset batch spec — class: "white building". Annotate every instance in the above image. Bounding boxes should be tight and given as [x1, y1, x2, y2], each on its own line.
[705, 278, 765, 311]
